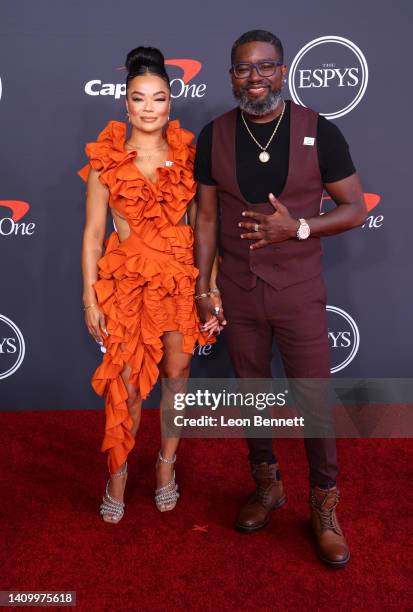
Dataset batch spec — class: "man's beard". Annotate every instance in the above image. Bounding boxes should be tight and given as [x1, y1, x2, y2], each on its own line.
[233, 87, 283, 116]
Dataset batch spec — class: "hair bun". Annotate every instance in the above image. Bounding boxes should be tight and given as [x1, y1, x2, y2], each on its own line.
[125, 46, 165, 73]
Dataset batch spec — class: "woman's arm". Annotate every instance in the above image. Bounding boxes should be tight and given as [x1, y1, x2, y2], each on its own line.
[209, 253, 220, 291]
[189, 195, 226, 333]
[188, 198, 219, 287]
[81, 168, 109, 343]
[187, 198, 197, 229]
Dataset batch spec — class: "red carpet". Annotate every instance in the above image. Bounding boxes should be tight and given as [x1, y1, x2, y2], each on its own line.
[0, 408, 411, 611]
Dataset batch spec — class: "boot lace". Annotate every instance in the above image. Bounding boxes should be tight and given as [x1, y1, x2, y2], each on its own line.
[311, 490, 342, 534]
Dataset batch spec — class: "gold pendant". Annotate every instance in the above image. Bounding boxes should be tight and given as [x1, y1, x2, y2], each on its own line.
[259, 151, 270, 163]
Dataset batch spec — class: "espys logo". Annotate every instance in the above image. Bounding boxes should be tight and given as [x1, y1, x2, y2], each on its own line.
[289, 36, 368, 119]
[322, 192, 384, 229]
[327, 305, 360, 373]
[0, 200, 35, 236]
[0, 314, 25, 380]
[85, 59, 206, 100]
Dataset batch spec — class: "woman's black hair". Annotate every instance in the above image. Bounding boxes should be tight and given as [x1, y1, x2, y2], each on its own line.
[125, 46, 170, 90]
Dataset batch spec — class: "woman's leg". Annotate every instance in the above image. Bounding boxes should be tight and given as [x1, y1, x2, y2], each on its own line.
[121, 359, 142, 437]
[157, 330, 191, 489]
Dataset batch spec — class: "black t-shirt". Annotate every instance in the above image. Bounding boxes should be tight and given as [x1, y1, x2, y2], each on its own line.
[194, 100, 356, 203]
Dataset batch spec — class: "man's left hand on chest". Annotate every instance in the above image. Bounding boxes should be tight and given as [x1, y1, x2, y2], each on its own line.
[238, 193, 298, 250]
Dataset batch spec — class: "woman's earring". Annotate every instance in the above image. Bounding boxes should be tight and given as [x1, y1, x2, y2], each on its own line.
[126, 112, 130, 122]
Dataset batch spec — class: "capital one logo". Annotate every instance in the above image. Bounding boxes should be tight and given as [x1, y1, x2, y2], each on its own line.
[289, 36, 368, 119]
[0, 315, 25, 380]
[322, 192, 384, 229]
[0, 200, 35, 237]
[85, 59, 206, 100]
[327, 305, 360, 373]
[193, 342, 213, 357]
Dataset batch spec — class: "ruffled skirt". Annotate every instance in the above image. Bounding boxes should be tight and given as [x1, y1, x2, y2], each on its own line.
[92, 228, 208, 474]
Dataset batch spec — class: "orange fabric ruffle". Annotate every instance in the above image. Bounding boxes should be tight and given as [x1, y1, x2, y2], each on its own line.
[79, 120, 212, 474]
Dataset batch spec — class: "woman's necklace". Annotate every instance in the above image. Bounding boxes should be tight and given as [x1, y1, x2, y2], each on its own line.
[241, 101, 286, 163]
[125, 141, 168, 161]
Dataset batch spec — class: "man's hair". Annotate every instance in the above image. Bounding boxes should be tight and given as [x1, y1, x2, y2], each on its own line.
[231, 30, 284, 64]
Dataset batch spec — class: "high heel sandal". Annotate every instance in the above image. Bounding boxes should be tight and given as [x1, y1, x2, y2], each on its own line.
[155, 451, 179, 512]
[100, 461, 128, 524]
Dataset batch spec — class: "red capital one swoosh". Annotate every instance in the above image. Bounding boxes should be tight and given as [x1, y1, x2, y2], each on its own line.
[322, 193, 381, 212]
[0, 200, 30, 221]
[164, 59, 202, 83]
[118, 59, 202, 84]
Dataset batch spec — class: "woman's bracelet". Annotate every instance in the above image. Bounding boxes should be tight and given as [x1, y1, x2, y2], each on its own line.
[195, 288, 221, 301]
[83, 303, 98, 310]
[195, 292, 209, 301]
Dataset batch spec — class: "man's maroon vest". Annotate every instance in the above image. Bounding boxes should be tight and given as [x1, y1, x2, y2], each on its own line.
[212, 101, 324, 290]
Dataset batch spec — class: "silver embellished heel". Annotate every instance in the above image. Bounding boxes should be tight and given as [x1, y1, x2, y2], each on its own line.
[100, 461, 128, 524]
[155, 451, 179, 512]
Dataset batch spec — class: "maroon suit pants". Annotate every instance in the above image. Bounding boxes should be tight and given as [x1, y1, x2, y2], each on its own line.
[217, 272, 338, 488]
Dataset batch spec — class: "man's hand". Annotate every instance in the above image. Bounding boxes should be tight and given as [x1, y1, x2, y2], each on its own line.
[238, 193, 298, 250]
[208, 292, 227, 332]
[196, 295, 227, 335]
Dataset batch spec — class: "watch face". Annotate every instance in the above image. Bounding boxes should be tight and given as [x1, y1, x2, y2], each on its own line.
[298, 222, 310, 239]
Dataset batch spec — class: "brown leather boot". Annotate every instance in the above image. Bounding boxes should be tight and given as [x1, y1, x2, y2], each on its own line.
[236, 462, 286, 533]
[309, 486, 350, 568]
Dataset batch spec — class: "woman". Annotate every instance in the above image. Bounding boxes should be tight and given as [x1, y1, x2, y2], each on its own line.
[79, 46, 221, 523]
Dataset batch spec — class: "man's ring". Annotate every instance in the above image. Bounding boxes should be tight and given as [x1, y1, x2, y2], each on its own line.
[254, 223, 260, 232]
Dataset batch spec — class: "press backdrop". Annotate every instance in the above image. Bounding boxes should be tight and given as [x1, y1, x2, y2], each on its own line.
[1, 0, 411, 410]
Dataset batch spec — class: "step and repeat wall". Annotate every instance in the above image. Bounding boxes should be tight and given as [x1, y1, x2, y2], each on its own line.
[1, 0, 411, 409]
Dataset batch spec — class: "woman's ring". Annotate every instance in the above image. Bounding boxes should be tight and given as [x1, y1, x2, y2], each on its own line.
[214, 306, 220, 315]
[254, 223, 260, 232]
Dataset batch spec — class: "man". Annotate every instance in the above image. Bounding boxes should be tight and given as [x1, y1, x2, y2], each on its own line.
[194, 30, 366, 568]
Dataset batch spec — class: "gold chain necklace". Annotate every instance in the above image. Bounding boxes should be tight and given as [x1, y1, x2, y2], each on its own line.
[125, 142, 167, 151]
[126, 142, 166, 152]
[241, 101, 286, 163]
[125, 141, 168, 161]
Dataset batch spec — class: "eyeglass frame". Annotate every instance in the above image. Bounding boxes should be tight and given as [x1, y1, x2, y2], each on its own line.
[230, 60, 284, 79]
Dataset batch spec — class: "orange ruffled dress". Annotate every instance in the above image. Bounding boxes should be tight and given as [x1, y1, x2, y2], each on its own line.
[78, 119, 211, 474]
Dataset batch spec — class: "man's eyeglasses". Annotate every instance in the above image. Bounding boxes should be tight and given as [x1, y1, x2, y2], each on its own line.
[231, 60, 284, 79]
